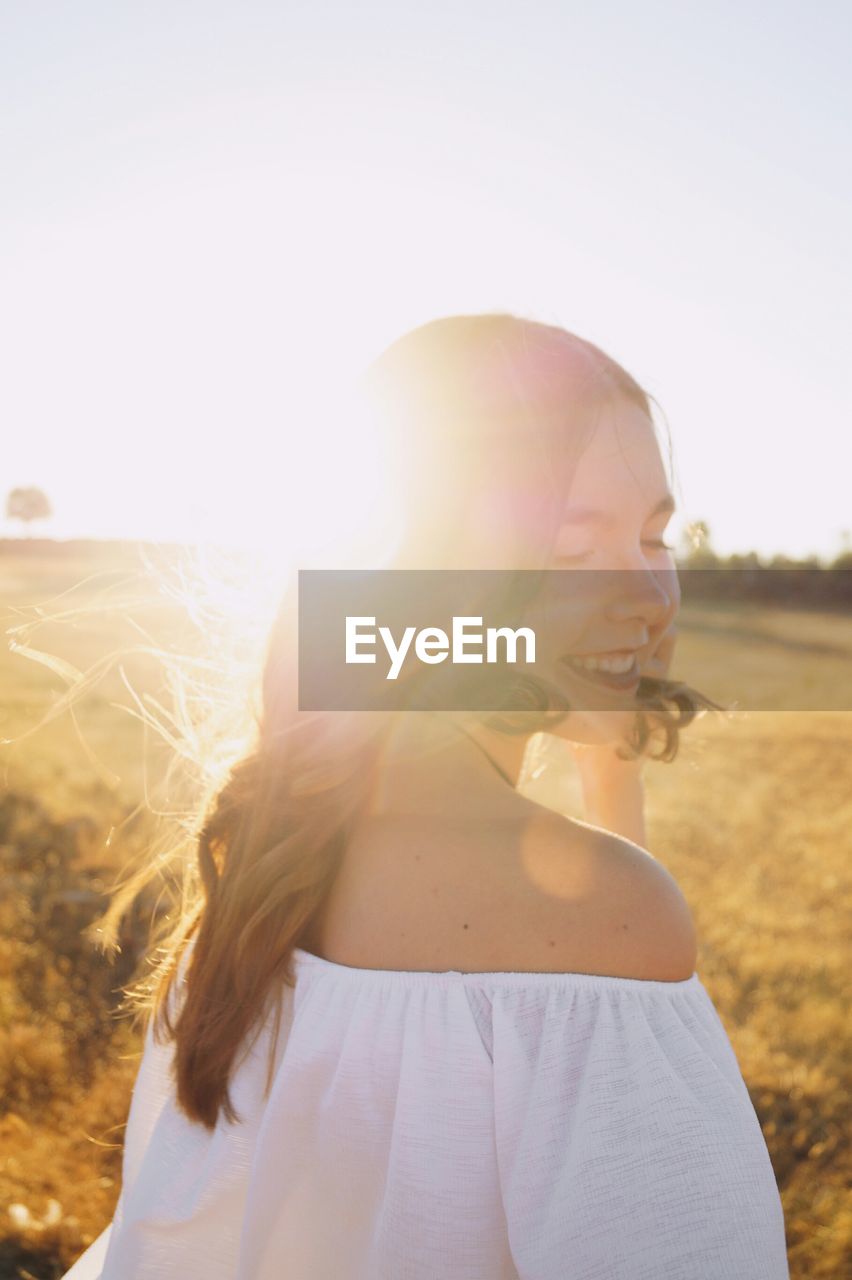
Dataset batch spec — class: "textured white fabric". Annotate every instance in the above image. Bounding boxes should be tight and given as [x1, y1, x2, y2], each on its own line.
[64, 945, 789, 1279]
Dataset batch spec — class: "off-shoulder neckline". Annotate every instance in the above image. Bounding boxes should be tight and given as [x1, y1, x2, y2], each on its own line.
[291, 946, 700, 992]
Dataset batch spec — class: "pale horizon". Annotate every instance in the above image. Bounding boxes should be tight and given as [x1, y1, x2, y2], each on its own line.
[2, 2, 850, 564]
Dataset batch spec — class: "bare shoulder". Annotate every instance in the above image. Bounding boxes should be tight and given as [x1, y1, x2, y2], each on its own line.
[524, 812, 698, 982]
[301, 806, 697, 980]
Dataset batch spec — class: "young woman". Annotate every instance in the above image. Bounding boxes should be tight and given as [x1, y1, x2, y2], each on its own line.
[64, 314, 789, 1278]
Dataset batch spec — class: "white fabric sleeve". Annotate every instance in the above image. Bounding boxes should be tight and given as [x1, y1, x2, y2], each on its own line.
[491, 975, 790, 1280]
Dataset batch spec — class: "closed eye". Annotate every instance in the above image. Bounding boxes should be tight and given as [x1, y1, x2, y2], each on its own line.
[555, 540, 674, 564]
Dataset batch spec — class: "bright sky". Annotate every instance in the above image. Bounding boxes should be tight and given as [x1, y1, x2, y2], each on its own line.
[2, 1, 850, 563]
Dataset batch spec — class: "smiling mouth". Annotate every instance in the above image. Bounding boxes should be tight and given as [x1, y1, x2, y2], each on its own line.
[560, 652, 641, 691]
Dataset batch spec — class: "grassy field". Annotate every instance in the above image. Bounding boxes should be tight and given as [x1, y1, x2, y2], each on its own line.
[0, 548, 850, 1279]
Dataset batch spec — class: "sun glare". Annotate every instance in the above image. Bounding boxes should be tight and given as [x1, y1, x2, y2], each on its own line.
[207, 375, 408, 578]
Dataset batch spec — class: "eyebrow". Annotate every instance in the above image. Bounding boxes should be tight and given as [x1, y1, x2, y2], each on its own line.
[560, 492, 676, 526]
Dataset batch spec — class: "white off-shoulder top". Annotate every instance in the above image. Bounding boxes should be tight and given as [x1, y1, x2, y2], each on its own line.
[63, 945, 790, 1280]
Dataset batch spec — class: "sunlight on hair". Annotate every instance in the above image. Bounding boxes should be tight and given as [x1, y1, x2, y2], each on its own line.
[3, 538, 294, 963]
[1, 367, 410, 966]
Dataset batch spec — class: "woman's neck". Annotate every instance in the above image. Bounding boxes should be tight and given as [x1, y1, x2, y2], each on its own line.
[365, 712, 535, 821]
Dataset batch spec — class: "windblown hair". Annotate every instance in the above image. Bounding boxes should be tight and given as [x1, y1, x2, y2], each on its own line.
[94, 313, 725, 1130]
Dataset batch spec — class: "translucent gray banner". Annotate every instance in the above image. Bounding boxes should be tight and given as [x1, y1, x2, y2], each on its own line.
[297, 568, 852, 712]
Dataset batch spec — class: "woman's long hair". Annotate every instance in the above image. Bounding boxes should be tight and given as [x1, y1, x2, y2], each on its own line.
[90, 313, 725, 1130]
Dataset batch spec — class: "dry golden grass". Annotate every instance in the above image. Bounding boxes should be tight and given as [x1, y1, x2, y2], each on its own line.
[0, 549, 849, 1278]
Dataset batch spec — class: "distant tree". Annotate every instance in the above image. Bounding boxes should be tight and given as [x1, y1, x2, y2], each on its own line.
[828, 529, 852, 573]
[677, 519, 718, 566]
[6, 486, 53, 535]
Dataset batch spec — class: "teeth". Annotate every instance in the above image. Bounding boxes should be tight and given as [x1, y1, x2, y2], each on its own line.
[568, 653, 636, 675]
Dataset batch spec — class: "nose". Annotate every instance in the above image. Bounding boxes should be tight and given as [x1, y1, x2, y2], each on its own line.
[603, 564, 679, 632]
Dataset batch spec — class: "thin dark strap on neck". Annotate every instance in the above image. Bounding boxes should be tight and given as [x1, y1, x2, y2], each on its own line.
[455, 725, 516, 790]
